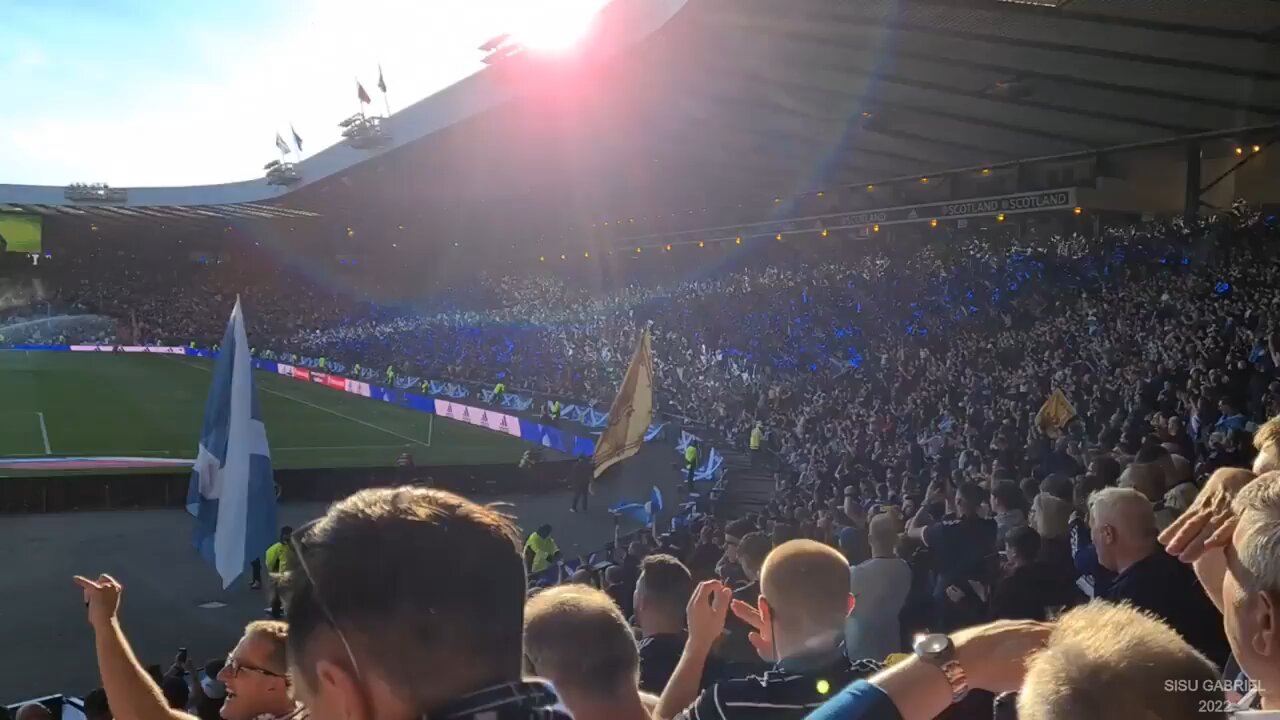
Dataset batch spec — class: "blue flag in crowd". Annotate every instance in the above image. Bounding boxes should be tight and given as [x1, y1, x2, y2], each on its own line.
[186, 297, 276, 589]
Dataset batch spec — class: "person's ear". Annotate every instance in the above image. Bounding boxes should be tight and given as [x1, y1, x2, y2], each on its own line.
[315, 657, 368, 720]
[1254, 590, 1277, 658]
[758, 595, 772, 626]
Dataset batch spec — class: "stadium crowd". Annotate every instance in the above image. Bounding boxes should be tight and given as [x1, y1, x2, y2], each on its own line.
[6, 204, 1280, 719]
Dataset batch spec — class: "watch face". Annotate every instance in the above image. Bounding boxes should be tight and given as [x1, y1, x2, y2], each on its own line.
[916, 633, 950, 655]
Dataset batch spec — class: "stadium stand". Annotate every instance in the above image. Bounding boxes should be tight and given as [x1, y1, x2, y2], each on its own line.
[6, 0, 1280, 718]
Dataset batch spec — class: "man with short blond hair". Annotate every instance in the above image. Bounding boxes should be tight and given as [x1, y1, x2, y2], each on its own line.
[1018, 601, 1226, 720]
[523, 585, 651, 720]
[75, 576, 299, 720]
[656, 540, 878, 720]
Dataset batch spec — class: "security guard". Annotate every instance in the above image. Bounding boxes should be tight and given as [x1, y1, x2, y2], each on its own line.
[386, 365, 396, 384]
[353, 363, 362, 376]
[685, 440, 700, 492]
[420, 379, 430, 395]
[493, 381, 506, 403]
[319, 356, 327, 369]
[750, 422, 765, 468]
[523, 524, 560, 575]
[550, 399, 561, 421]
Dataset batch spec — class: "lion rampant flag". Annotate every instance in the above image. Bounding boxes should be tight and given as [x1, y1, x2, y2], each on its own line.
[1036, 388, 1077, 439]
[593, 327, 654, 479]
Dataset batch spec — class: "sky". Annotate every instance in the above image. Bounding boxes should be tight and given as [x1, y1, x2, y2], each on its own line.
[0, 0, 610, 188]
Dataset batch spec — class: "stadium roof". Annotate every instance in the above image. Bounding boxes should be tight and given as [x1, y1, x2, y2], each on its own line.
[6, 0, 1280, 248]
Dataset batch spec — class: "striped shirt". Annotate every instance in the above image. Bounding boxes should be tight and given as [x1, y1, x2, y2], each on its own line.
[676, 648, 881, 720]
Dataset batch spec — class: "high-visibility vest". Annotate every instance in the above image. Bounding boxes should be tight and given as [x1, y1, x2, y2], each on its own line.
[494, 382, 506, 395]
[551, 401, 561, 418]
[685, 445, 698, 466]
[750, 427, 764, 450]
[319, 357, 327, 368]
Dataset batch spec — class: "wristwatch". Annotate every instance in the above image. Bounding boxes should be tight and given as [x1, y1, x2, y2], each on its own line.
[913, 633, 970, 703]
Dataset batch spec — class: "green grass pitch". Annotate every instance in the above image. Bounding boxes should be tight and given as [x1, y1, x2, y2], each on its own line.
[0, 352, 532, 474]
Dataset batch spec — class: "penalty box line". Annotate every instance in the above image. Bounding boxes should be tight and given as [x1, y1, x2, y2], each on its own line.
[169, 357, 431, 449]
[0, 411, 52, 455]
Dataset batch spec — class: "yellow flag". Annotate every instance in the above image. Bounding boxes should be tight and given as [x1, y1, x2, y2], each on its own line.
[593, 328, 654, 479]
[1036, 388, 1077, 438]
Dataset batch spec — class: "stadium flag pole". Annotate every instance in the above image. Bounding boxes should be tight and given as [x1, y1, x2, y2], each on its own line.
[186, 296, 277, 589]
[378, 63, 390, 118]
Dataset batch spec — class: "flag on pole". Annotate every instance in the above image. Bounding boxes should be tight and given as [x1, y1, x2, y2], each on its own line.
[593, 327, 654, 479]
[1035, 388, 1077, 439]
[274, 132, 290, 154]
[377, 64, 387, 93]
[291, 125, 303, 153]
[357, 81, 372, 104]
[186, 297, 277, 589]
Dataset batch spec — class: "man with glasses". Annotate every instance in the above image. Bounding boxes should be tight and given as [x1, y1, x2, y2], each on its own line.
[278, 486, 570, 720]
[74, 575, 301, 720]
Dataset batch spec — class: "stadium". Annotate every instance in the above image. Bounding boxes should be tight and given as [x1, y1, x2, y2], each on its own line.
[3, 0, 1280, 718]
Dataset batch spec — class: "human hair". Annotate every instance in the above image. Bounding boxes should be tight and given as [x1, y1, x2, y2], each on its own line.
[991, 481, 1026, 513]
[1255, 417, 1280, 456]
[82, 688, 110, 720]
[867, 513, 899, 555]
[760, 540, 851, 638]
[1005, 525, 1041, 563]
[1020, 476, 1041, 505]
[1135, 444, 1169, 465]
[1091, 455, 1122, 486]
[523, 585, 639, 698]
[1017, 601, 1225, 720]
[956, 482, 986, 512]
[637, 554, 693, 619]
[281, 487, 524, 708]
[1232, 470, 1280, 595]
[737, 532, 772, 578]
[1031, 493, 1071, 539]
[244, 620, 289, 675]
[1039, 474, 1073, 503]
[1088, 487, 1156, 539]
[725, 518, 755, 541]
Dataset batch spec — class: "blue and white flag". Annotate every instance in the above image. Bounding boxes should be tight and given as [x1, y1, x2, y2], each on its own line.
[186, 297, 276, 589]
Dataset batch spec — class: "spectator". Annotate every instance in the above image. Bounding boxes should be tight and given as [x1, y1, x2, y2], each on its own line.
[13, 706, 50, 720]
[1089, 487, 1230, 666]
[1017, 601, 1226, 720]
[634, 554, 696, 694]
[990, 526, 1079, 621]
[1163, 467, 1280, 710]
[523, 585, 653, 720]
[656, 540, 880, 720]
[1029, 492, 1073, 577]
[846, 513, 911, 662]
[83, 688, 111, 720]
[719, 531, 773, 666]
[74, 573, 300, 720]
[280, 487, 569, 720]
[717, 519, 754, 589]
[603, 564, 633, 619]
[907, 482, 997, 631]
[989, 481, 1027, 547]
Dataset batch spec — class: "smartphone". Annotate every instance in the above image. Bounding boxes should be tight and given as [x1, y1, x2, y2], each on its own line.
[177, 648, 188, 664]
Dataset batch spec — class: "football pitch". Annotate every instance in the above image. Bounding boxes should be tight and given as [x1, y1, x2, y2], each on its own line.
[0, 352, 532, 474]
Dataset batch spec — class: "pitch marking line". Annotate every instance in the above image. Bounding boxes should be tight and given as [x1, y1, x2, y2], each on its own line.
[36, 412, 51, 455]
[170, 357, 431, 448]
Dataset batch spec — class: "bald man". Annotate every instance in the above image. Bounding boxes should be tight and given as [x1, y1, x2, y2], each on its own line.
[1090, 487, 1229, 667]
[14, 705, 52, 720]
[656, 540, 879, 720]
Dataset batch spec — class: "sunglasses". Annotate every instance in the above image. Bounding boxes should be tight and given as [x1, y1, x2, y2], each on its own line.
[224, 657, 288, 680]
[289, 518, 364, 679]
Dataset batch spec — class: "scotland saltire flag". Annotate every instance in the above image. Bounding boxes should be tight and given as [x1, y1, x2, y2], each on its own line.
[186, 297, 276, 589]
[609, 486, 664, 526]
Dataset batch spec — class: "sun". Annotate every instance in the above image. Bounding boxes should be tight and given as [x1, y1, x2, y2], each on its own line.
[505, 0, 610, 52]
